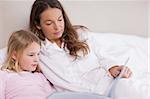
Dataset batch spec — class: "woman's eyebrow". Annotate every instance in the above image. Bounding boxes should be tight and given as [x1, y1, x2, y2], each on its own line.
[44, 20, 52, 23]
[44, 15, 62, 22]
[58, 15, 63, 19]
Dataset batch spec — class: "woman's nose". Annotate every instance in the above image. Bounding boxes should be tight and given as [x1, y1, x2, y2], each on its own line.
[54, 22, 60, 30]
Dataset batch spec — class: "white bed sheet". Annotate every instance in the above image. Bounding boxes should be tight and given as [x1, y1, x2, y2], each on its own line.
[89, 32, 149, 96]
[0, 32, 149, 96]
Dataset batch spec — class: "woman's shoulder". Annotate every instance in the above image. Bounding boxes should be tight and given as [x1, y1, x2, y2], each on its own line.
[73, 25, 90, 41]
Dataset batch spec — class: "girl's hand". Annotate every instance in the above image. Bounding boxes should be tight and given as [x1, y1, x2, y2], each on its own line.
[109, 66, 132, 78]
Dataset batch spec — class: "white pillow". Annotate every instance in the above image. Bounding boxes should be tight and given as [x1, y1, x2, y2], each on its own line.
[0, 47, 7, 68]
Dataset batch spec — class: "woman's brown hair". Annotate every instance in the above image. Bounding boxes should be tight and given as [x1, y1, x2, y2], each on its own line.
[30, 0, 89, 59]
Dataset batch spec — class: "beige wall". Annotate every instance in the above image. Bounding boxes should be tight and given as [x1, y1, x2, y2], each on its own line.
[0, 0, 149, 48]
[0, 2, 4, 49]
[61, 1, 148, 37]
[148, 1, 150, 37]
[0, 0, 34, 48]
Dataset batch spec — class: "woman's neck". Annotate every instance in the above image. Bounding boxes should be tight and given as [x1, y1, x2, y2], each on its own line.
[48, 39, 62, 48]
[55, 39, 62, 48]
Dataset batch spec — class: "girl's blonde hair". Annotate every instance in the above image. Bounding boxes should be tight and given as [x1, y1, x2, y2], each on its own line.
[1, 30, 41, 72]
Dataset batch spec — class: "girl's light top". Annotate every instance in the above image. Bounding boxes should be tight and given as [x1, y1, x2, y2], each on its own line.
[0, 70, 55, 99]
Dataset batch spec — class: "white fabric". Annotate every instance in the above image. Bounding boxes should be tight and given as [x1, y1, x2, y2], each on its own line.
[111, 78, 149, 99]
[0, 32, 149, 97]
[0, 47, 7, 68]
[39, 32, 119, 95]
[88, 32, 149, 96]
[47, 92, 111, 99]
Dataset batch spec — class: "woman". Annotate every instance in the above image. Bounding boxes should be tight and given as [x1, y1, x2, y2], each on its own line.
[1, 0, 146, 99]
[29, 0, 135, 98]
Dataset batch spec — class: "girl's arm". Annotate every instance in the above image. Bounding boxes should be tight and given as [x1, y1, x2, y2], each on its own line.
[39, 73, 56, 94]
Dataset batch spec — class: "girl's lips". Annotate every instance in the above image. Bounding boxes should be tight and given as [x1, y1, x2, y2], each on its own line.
[32, 64, 37, 67]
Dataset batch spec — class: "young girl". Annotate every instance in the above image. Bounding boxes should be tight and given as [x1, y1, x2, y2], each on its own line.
[0, 30, 55, 99]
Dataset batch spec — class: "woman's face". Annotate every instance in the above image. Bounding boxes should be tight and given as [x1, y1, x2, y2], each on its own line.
[38, 8, 65, 42]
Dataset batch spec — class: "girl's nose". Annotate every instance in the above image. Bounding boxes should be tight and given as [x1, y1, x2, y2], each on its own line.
[34, 55, 39, 62]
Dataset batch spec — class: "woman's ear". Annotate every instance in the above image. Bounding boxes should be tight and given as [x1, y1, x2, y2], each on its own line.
[11, 51, 17, 60]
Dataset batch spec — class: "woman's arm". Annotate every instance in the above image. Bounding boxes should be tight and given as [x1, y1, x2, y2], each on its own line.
[87, 33, 132, 78]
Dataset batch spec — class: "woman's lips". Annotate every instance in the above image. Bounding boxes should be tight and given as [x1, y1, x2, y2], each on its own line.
[54, 32, 60, 35]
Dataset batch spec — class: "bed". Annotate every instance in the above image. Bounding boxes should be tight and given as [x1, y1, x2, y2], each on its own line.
[0, 31, 149, 97]
[0, 0, 149, 98]
[86, 31, 150, 96]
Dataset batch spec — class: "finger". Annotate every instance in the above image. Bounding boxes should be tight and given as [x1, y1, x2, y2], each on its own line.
[114, 70, 120, 77]
[118, 66, 123, 71]
[124, 67, 129, 74]
[120, 67, 129, 78]
[111, 71, 118, 78]
[122, 73, 129, 78]
[123, 67, 132, 78]
[125, 67, 132, 76]
[127, 70, 132, 77]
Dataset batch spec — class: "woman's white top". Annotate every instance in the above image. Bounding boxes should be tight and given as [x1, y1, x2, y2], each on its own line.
[39, 32, 119, 95]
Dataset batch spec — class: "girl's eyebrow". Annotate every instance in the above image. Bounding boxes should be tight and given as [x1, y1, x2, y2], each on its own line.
[28, 51, 37, 54]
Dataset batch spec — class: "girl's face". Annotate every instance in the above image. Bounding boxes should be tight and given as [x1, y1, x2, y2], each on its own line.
[15, 42, 40, 72]
[37, 8, 65, 43]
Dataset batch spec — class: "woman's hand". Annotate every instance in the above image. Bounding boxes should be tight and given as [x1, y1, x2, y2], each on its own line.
[109, 66, 132, 78]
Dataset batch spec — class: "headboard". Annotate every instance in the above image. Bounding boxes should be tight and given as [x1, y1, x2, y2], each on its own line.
[0, 0, 148, 48]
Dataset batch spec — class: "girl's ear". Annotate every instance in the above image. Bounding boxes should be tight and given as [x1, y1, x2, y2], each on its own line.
[36, 25, 41, 30]
[11, 51, 17, 60]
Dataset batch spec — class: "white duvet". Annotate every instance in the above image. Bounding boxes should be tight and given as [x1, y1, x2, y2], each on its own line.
[0, 32, 149, 96]
[89, 32, 149, 96]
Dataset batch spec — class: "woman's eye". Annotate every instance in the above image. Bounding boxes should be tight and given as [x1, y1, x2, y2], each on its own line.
[45, 21, 52, 25]
[28, 54, 34, 56]
[46, 23, 52, 25]
[58, 19, 63, 21]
